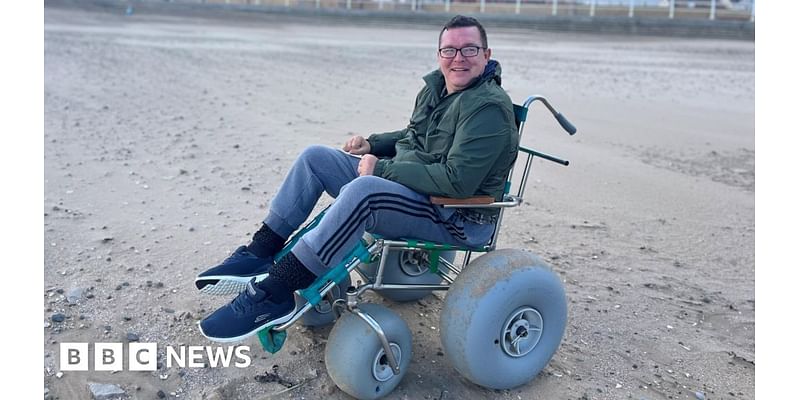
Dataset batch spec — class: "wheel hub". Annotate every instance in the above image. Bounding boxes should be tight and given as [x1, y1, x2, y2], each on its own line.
[372, 343, 402, 382]
[398, 250, 429, 277]
[500, 306, 543, 357]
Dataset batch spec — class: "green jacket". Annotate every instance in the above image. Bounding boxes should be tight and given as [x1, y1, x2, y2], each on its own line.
[368, 60, 519, 217]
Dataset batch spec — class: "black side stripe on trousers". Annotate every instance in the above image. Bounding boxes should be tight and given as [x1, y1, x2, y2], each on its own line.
[321, 193, 464, 257]
[318, 193, 465, 265]
[320, 203, 466, 266]
[319, 194, 466, 260]
[319, 198, 466, 265]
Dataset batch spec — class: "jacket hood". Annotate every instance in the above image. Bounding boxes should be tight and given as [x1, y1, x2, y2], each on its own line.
[482, 59, 502, 86]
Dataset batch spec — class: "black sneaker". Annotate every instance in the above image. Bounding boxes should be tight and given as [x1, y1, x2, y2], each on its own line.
[195, 246, 273, 296]
[198, 279, 296, 342]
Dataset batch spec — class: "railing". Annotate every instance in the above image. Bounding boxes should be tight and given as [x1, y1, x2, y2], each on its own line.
[189, 0, 755, 22]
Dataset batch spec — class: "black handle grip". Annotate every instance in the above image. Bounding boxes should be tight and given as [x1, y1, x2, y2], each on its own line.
[532, 150, 570, 166]
[555, 113, 577, 135]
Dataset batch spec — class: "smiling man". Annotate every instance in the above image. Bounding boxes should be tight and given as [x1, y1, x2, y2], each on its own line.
[196, 15, 519, 342]
[439, 18, 492, 94]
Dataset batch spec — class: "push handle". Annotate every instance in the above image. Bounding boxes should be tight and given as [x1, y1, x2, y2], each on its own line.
[522, 95, 578, 136]
[555, 112, 577, 135]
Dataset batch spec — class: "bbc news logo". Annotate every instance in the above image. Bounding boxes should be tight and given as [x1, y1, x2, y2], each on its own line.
[60, 343, 251, 371]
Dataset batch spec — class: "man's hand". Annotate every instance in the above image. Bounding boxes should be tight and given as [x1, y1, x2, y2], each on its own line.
[343, 135, 371, 155]
[358, 154, 378, 176]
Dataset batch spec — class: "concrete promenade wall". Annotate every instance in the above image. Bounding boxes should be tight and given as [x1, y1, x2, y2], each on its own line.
[46, 0, 755, 40]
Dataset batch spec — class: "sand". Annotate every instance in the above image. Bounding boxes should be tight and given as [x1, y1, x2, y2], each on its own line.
[43, 3, 754, 399]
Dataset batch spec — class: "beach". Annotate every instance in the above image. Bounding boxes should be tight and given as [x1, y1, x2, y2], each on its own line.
[43, 3, 754, 399]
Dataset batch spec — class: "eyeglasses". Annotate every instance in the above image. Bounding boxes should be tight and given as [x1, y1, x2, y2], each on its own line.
[438, 46, 484, 59]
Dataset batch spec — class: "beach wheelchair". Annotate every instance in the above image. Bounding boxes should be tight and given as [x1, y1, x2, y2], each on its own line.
[258, 95, 577, 399]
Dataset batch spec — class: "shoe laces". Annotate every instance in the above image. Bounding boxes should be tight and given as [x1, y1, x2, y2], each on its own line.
[223, 247, 249, 263]
[231, 291, 255, 314]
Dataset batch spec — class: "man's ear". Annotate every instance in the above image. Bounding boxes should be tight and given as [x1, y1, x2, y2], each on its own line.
[484, 48, 492, 60]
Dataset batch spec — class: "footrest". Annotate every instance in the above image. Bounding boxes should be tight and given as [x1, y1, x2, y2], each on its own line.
[299, 240, 372, 305]
[257, 327, 287, 354]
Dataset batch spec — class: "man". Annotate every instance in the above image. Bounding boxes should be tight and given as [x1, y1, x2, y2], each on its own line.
[197, 15, 519, 342]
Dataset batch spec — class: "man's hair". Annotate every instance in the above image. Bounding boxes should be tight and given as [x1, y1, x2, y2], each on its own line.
[438, 15, 488, 49]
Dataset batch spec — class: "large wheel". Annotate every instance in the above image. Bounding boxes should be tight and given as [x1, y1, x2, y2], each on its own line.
[358, 249, 455, 302]
[299, 274, 351, 327]
[325, 304, 412, 399]
[439, 249, 567, 390]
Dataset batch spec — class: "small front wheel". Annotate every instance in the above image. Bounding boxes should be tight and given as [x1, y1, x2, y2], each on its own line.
[325, 304, 412, 399]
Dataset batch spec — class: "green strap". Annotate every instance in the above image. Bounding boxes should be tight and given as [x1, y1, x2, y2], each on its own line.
[299, 240, 371, 305]
[406, 240, 455, 251]
[428, 250, 440, 274]
[257, 327, 287, 354]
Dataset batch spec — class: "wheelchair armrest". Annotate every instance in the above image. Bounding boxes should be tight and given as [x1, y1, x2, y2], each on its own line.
[430, 196, 495, 205]
[430, 195, 523, 209]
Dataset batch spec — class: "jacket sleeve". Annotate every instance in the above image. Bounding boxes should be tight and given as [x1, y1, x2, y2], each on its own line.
[373, 104, 512, 198]
[366, 129, 406, 157]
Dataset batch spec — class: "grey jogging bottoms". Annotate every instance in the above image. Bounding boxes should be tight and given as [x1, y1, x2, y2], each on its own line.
[263, 145, 494, 277]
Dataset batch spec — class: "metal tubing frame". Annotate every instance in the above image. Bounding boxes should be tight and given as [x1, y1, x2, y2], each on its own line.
[273, 237, 461, 332]
[352, 239, 464, 298]
[352, 306, 401, 374]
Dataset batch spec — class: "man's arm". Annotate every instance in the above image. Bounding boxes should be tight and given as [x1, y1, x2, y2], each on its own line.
[365, 129, 407, 157]
[343, 128, 409, 157]
[372, 104, 513, 198]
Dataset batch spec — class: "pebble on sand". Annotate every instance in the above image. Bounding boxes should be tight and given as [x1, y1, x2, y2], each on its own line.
[67, 287, 85, 305]
[87, 382, 127, 400]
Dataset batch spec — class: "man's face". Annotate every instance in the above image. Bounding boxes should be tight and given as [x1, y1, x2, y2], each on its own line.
[438, 26, 491, 94]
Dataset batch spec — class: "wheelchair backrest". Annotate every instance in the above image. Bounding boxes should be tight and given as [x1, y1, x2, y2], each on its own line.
[486, 97, 573, 250]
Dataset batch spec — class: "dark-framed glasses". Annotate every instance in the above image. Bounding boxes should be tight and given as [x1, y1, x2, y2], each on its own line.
[438, 46, 484, 59]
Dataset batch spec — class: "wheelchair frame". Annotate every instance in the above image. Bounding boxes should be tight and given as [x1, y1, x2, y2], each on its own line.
[259, 94, 576, 378]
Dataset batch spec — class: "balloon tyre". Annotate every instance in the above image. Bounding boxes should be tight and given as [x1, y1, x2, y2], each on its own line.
[325, 304, 412, 399]
[439, 249, 567, 389]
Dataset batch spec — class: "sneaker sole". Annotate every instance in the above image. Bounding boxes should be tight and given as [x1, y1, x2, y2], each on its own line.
[195, 273, 269, 296]
[197, 310, 297, 343]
